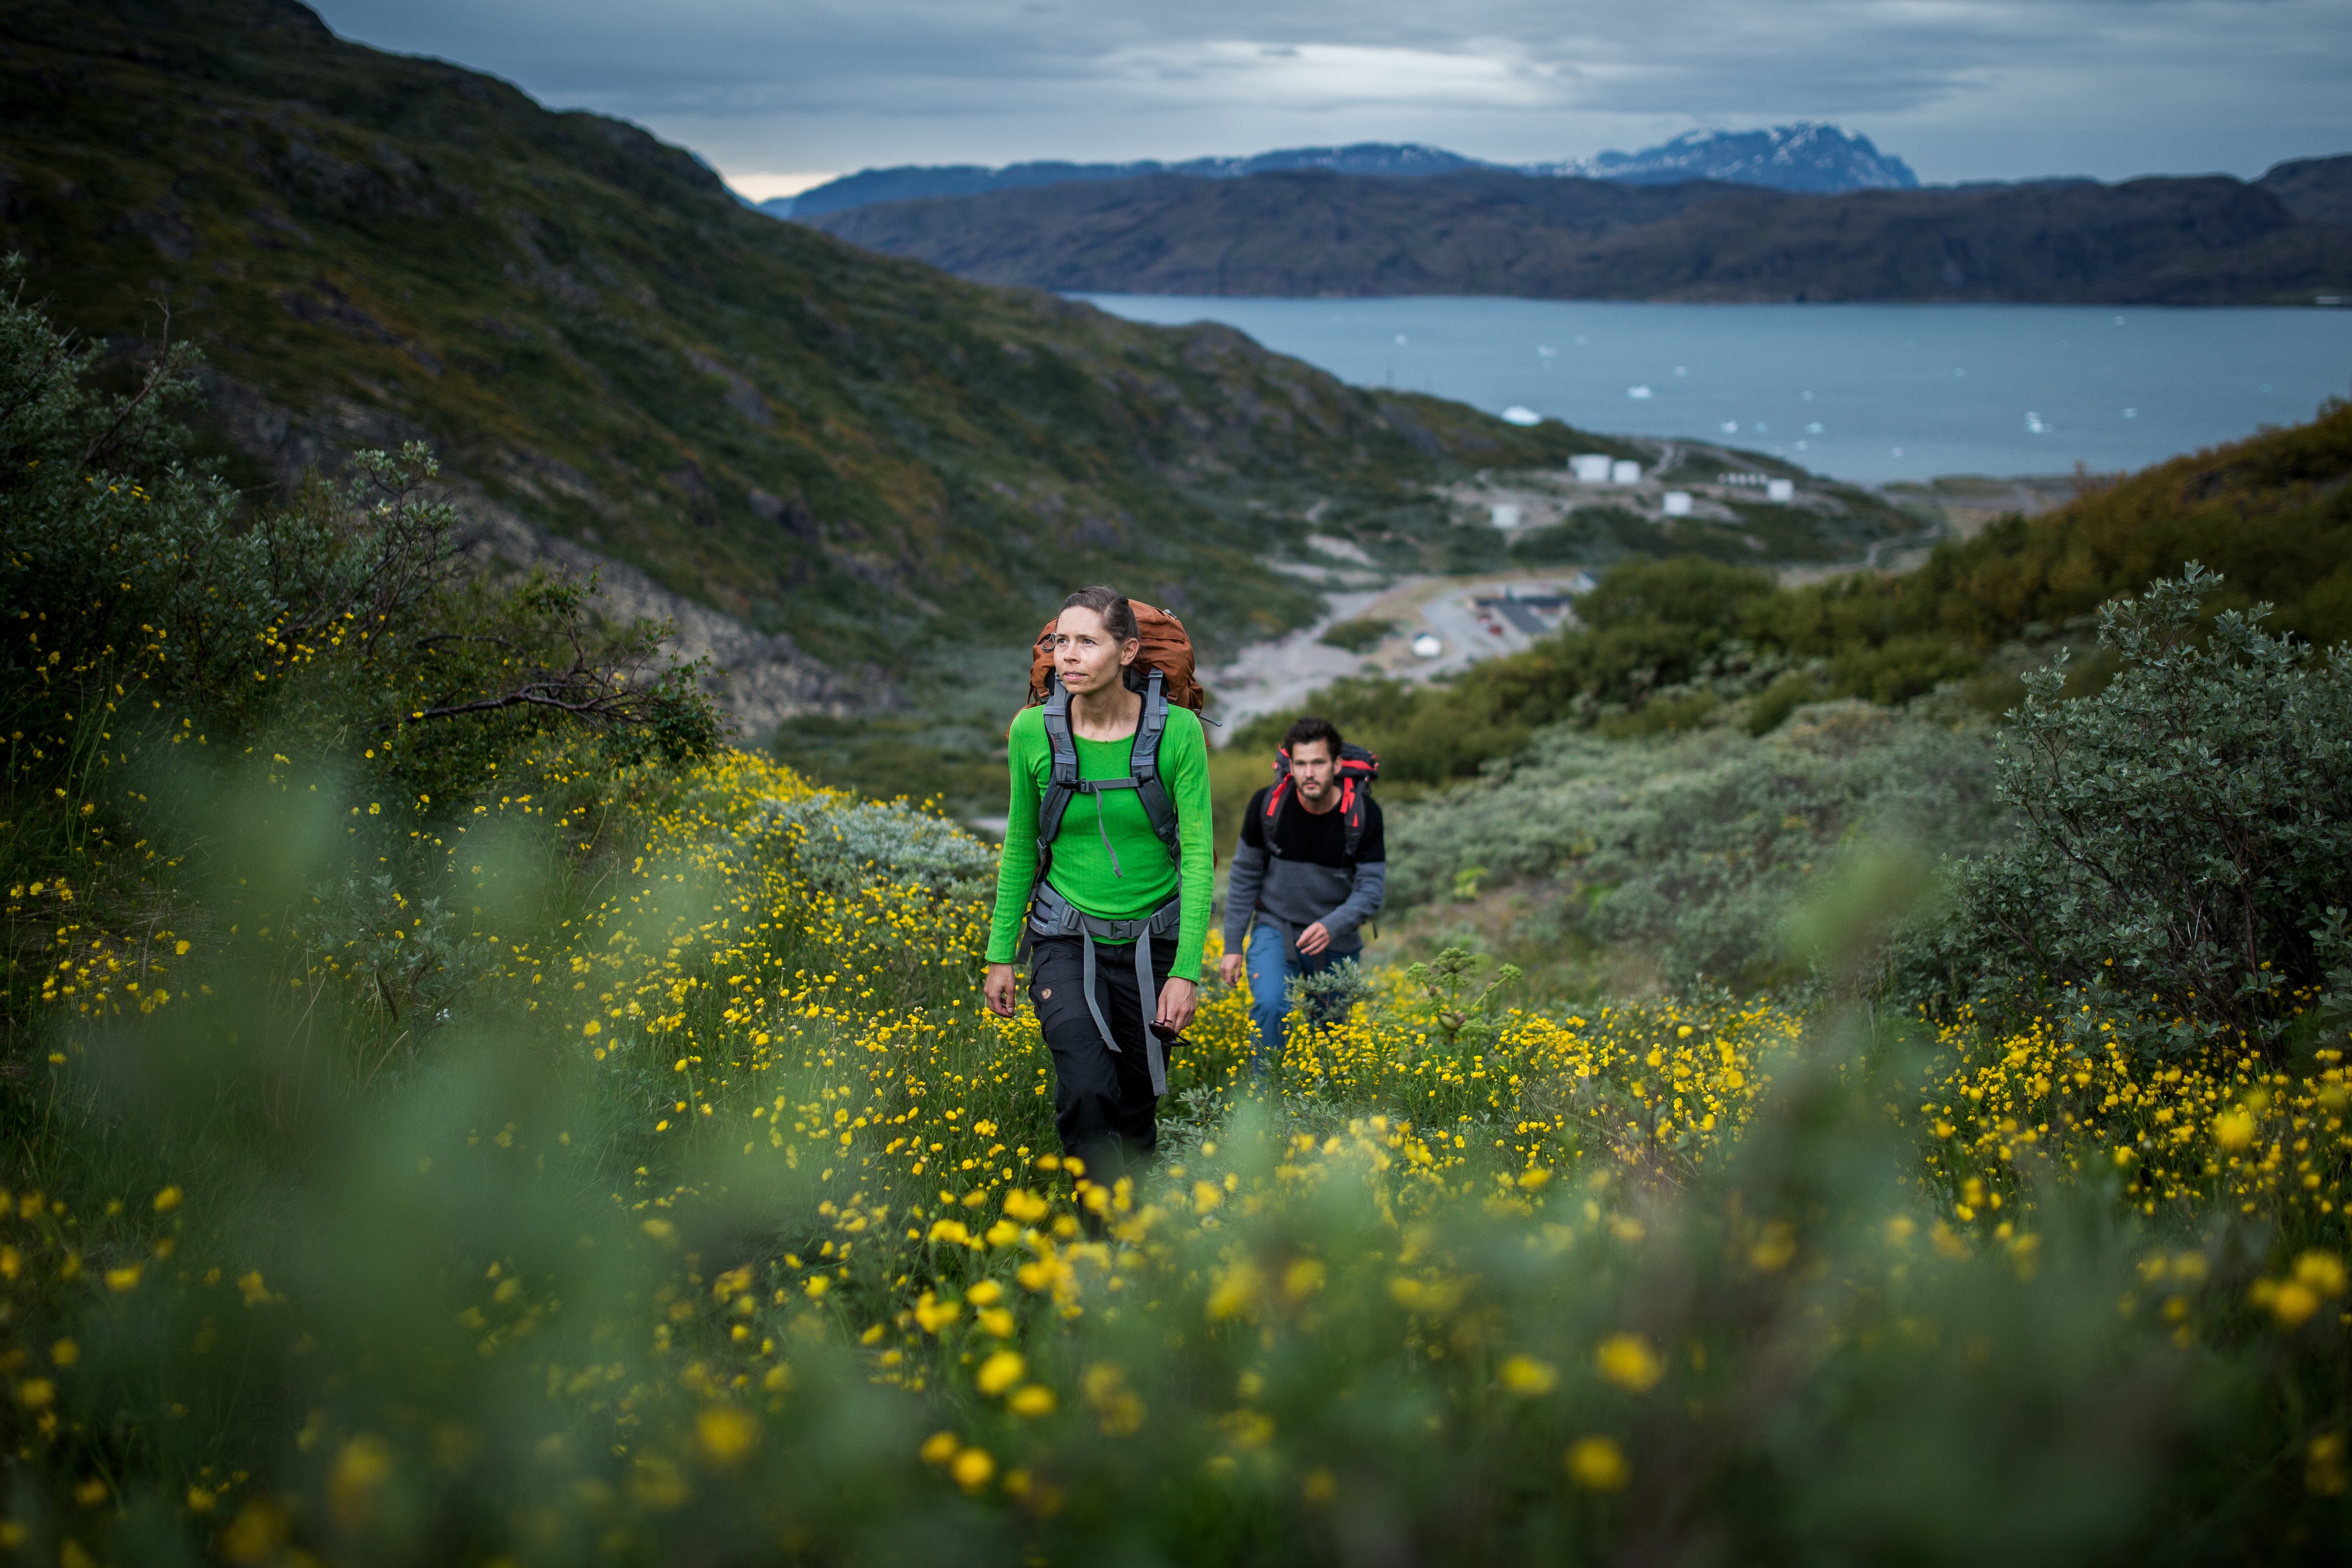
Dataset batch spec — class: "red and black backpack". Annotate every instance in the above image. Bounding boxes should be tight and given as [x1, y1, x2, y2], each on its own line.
[1264, 743, 1381, 862]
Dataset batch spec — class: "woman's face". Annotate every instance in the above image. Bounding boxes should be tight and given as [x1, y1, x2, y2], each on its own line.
[1052, 606, 1137, 697]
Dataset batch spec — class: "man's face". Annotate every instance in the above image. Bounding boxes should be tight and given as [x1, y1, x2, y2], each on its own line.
[1288, 739, 1339, 804]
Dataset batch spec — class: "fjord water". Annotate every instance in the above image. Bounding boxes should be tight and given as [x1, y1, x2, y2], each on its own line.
[1081, 295, 2352, 482]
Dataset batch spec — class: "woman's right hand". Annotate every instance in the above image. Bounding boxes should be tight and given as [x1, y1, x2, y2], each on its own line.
[983, 962, 1019, 1018]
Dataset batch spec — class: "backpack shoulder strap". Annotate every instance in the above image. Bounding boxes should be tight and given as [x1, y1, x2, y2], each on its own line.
[1129, 670, 1181, 864]
[1033, 676, 1079, 884]
[1262, 747, 1295, 858]
[1340, 778, 1365, 862]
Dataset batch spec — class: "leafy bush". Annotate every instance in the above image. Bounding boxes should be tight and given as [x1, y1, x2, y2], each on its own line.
[0, 266, 720, 1026]
[1318, 616, 1394, 654]
[1384, 702, 2005, 990]
[767, 792, 999, 899]
[1894, 566, 2352, 1053]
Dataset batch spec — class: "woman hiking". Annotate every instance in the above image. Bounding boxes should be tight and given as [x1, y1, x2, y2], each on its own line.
[982, 587, 1212, 1201]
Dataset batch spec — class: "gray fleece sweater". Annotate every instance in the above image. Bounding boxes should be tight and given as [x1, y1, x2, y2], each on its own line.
[1222, 784, 1386, 955]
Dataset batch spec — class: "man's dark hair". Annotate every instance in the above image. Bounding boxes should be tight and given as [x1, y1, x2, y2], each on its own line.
[1282, 716, 1344, 758]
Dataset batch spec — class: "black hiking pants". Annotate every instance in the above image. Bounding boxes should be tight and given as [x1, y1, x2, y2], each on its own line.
[1028, 933, 1175, 1184]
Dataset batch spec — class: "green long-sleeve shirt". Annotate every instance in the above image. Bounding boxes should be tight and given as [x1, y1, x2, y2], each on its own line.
[985, 699, 1213, 980]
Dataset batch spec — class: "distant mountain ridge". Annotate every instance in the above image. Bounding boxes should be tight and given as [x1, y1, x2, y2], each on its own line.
[1531, 123, 1918, 193]
[765, 123, 1916, 220]
[807, 166, 2352, 306]
[768, 144, 1488, 219]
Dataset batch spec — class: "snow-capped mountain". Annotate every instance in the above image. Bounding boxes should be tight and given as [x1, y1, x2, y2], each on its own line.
[1535, 124, 1919, 194]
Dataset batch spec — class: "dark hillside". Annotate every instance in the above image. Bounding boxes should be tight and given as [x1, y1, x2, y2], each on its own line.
[811, 172, 1733, 297]
[810, 166, 2352, 305]
[773, 143, 1491, 220]
[0, 0, 1588, 700]
[2257, 154, 2352, 228]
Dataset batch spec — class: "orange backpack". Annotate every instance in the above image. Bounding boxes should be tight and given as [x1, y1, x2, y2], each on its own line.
[1025, 602, 1207, 711]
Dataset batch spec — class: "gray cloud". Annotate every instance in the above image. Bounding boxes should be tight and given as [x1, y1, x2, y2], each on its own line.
[310, 0, 2352, 185]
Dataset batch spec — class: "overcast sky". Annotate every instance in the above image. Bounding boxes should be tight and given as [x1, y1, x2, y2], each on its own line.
[309, 0, 2352, 199]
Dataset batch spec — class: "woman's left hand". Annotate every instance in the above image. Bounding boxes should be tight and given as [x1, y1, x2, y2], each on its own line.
[1154, 976, 1198, 1035]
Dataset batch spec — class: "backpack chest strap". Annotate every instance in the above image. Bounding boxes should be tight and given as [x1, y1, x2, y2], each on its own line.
[1071, 777, 1140, 877]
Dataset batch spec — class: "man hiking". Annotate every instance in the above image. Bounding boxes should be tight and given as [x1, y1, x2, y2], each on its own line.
[983, 588, 1213, 1200]
[1219, 716, 1386, 1075]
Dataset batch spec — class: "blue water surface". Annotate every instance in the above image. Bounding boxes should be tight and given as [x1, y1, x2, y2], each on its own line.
[1078, 295, 2352, 483]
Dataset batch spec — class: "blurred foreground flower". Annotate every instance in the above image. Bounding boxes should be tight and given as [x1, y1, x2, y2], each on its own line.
[1567, 1437, 1629, 1490]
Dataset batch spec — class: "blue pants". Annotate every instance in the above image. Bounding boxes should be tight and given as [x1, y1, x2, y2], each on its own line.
[1244, 922, 1354, 1076]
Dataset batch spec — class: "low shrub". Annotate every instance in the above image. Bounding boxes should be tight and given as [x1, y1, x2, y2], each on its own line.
[1383, 701, 2005, 991]
[1891, 566, 2352, 1054]
[1318, 616, 1395, 654]
[768, 792, 1000, 899]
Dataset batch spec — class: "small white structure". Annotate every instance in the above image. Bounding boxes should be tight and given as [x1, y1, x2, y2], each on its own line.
[1411, 634, 1443, 659]
[1661, 491, 1693, 517]
[1765, 478, 1796, 502]
[1490, 503, 1522, 529]
[1611, 460, 1642, 485]
[1500, 405, 1542, 427]
[1570, 454, 1613, 483]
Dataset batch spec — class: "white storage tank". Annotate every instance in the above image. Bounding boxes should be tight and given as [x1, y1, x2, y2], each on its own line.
[1766, 478, 1796, 502]
[1571, 454, 1613, 483]
[1491, 503, 1522, 529]
[1611, 460, 1642, 485]
[1661, 491, 1693, 517]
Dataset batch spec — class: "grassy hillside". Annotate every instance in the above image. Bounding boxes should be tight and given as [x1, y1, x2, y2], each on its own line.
[1232, 398, 2352, 790]
[0, 0, 1594, 694]
[811, 167, 2352, 305]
